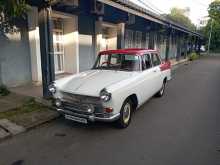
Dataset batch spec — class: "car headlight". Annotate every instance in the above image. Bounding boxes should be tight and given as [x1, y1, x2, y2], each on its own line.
[48, 83, 56, 94]
[55, 98, 62, 107]
[100, 89, 111, 102]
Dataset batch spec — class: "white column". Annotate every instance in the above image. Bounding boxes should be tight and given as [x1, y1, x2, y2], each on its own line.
[74, 16, 79, 73]
[63, 15, 79, 74]
[117, 23, 125, 49]
[27, 7, 42, 84]
[95, 18, 103, 56]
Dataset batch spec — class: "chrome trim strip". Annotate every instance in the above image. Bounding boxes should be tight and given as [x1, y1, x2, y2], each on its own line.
[57, 108, 120, 122]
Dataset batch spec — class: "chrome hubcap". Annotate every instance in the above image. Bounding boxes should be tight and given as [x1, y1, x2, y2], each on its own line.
[160, 83, 165, 95]
[123, 103, 131, 124]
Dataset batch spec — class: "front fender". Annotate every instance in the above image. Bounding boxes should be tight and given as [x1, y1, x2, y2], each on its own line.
[103, 79, 141, 114]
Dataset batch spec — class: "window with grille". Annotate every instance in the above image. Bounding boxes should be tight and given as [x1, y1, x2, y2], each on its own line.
[145, 33, 150, 49]
[135, 31, 142, 48]
[125, 29, 134, 48]
[53, 19, 65, 74]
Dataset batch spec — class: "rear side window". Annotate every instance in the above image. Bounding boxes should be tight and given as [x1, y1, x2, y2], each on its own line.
[142, 54, 152, 70]
[151, 53, 161, 66]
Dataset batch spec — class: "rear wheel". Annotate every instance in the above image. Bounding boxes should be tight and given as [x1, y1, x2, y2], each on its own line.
[116, 99, 133, 128]
[156, 80, 166, 97]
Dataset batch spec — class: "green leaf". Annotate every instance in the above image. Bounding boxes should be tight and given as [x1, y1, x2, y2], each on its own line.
[0, 0, 29, 33]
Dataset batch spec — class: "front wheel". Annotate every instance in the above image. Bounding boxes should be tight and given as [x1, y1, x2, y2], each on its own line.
[116, 99, 133, 128]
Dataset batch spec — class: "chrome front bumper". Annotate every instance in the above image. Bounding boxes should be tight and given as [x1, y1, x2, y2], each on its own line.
[57, 108, 120, 122]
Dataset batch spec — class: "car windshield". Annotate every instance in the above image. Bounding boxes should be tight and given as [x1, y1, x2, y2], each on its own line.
[93, 53, 140, 71]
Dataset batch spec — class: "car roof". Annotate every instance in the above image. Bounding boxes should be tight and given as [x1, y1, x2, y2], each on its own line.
[99, 48, 158, 55]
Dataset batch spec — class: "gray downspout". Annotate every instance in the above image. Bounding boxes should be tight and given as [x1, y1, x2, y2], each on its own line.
[176, 33, 181, 61]
[190, 36, 194, 53]
[165, 27, 171, 61]
[47, 7, 55, 83]
[117, 23, 125, 49]
[198, 38, 201, 55]
[194, 37, 198, 53]
[0, 32, 2, 85]
[38, 5, 55, 98]
[184, 35, 188, 59]
[0, 53, 2, 85]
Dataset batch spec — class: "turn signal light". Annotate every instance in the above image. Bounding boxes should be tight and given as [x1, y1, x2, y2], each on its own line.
[104, 107, 113, 113]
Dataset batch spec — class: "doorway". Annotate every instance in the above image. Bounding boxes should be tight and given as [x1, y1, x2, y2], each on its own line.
[51, 12, 79, 79]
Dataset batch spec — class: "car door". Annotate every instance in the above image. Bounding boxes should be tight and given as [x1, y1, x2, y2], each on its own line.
[151, 53, 163, 93]
[136, 54, 156, 104]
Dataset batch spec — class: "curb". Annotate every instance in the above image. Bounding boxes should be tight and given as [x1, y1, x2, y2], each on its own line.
[0, 110, 60, 142]
[171, 59, 189, 66]
[0, 89, 60, 142]
[24, 111, 60, 130]
[171, 59, 190, 71]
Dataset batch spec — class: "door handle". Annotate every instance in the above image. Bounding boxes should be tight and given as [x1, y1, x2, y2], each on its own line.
[153, 70, 157, 73]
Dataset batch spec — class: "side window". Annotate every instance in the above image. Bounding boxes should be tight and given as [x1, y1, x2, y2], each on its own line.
[151, 53, 161, 66]
[99, 54, 108, 66]
[110, 54, 121, 65]
[142, 54, 152, 70]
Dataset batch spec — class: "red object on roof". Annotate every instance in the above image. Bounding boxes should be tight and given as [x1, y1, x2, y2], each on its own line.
[99, 48, 158, 55]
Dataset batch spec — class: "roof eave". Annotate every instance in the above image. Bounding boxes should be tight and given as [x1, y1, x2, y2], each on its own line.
[98, 0, 202, 38]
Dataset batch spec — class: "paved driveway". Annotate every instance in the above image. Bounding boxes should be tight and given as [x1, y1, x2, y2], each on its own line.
[0, 56, 220, 165]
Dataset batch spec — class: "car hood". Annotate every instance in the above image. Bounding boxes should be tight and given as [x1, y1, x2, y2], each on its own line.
[56, 70, 135, 97]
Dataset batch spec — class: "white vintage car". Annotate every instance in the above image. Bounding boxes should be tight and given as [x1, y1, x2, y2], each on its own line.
[49, 49, 171, 128]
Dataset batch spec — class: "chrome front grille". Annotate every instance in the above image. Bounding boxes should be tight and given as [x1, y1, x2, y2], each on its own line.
[60, 92, 103, 114]
[61, 91, 101, 105]
[62, 101, 92, 114]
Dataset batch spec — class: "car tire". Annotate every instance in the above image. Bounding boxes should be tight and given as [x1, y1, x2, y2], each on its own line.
[116, 99, 133, 129]
[155, 81, 166, 97]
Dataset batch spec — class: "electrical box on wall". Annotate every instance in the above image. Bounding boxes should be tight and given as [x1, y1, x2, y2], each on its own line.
[91, 0, 105, 15]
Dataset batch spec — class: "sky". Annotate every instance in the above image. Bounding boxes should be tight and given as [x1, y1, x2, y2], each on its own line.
[130, 0, 212, 25]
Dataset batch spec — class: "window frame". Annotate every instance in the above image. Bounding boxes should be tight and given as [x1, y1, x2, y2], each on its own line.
[135, 31, 142, 48]
[125, 29, 134, 48]
[93, 54, 142, 72]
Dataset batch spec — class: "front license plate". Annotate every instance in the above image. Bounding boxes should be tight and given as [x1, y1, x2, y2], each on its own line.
[65, 115, 88, 124]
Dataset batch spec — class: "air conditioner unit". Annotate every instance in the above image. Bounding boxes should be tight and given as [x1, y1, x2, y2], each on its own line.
[91, 0, 105, 15]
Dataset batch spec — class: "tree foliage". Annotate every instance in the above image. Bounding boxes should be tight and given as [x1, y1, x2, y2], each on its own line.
[204, 19, 220, 51]
[166, 7, 196, 31]
[201, 0, 220, 52]
[0, 0, 30, 33]
[208, 0, 220, 22]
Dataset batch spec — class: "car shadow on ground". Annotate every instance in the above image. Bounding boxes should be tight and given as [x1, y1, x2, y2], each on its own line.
[57, 116, 118, 130]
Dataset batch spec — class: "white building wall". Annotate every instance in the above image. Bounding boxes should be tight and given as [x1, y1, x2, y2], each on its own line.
[63, 15, 79, 74]
[0, 27, 32, 87]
